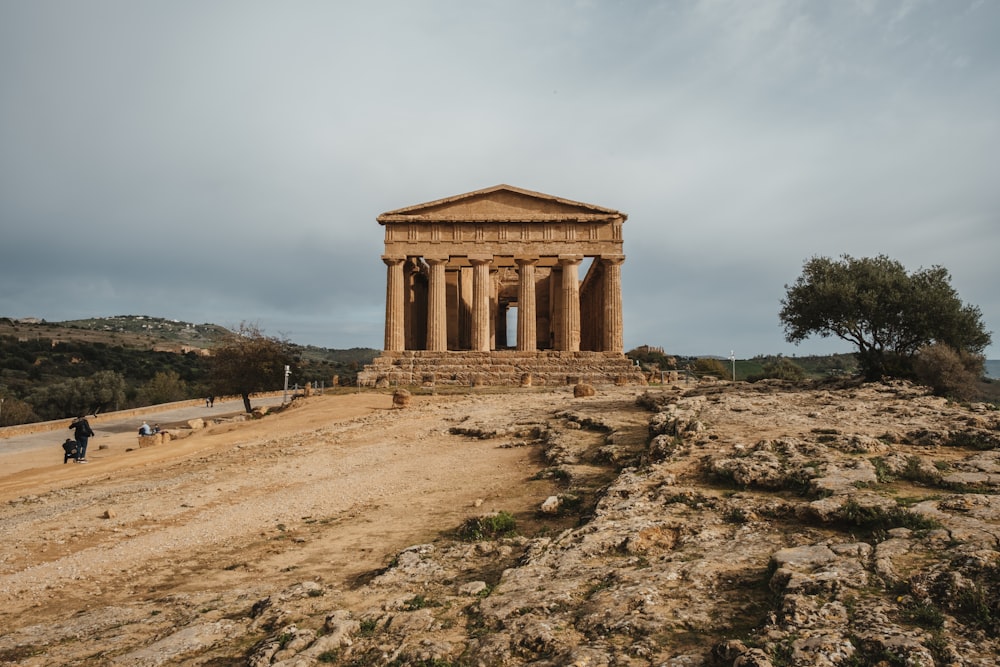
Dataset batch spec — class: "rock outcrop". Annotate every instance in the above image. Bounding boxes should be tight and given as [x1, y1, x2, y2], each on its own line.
[241, 380, 1000, 666]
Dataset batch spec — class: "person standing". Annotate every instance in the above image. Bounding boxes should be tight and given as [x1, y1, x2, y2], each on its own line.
[70, 414, 95, 463]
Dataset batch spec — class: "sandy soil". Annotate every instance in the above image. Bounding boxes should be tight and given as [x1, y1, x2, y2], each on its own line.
[0, 388, 576, 656]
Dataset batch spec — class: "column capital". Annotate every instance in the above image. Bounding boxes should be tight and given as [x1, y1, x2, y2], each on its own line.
[601, 254, 626, 265]
[558, 254, 583, 266]
[382, 255, 406, 266]
[468, 255, 493, 266]
[514, 256, 539, 267]
[424, 256, 449, 265]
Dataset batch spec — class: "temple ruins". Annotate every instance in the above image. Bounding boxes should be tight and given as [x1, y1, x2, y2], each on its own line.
[358, 184, 646, 386]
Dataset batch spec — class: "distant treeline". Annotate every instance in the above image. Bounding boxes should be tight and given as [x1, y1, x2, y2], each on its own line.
[625, 347, 860, 381]
[0, 334, 378, 426]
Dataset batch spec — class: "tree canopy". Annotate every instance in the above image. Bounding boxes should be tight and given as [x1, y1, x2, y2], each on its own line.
[210, 323, 292, 412]
[779, 255, 991, 381]
[24, 370, 127, 421]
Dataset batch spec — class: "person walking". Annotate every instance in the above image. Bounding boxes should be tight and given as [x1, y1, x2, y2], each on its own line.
[69, 414, 95, 463]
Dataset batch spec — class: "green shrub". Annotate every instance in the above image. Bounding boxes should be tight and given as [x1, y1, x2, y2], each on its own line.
[457, 512, 517, 541]
[870, 457, 894, 483]
[946, 430, 1000, 451]
[913, 343, 984, 400]
[903, 602, 945, 629]
[840, 499, 941, 532]
[723, 507, 750, 524]
[358, 618, 378, 637]
[403, 594, 440, 610]
[761, 357, 806, 381]
[747, 357, 806, 382]
[690, 357, 730, 379]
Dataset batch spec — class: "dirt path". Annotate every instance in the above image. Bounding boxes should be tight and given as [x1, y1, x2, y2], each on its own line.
[0, 388, 588, 661]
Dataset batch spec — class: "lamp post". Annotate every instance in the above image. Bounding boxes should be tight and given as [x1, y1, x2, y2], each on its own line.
[282, 365, 291, 404]
[729, 351, 736, 382]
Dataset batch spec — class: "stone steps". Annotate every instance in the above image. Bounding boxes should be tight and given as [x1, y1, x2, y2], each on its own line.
[358, 351, 646, 387]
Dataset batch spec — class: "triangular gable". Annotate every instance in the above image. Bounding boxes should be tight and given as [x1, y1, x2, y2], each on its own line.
[377, 184, 625, 223]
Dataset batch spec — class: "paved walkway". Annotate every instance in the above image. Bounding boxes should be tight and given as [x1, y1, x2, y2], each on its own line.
[0, 395, 286, 456]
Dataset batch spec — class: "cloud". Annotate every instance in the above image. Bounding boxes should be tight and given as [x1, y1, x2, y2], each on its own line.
[1, 0, 997, 358]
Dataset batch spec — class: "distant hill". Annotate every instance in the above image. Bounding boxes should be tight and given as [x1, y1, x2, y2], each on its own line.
[0, 315, 380, 426]
[0, 316, 378, 366]
[0, 315, 231, 351]
[986, 360, 1000, 380]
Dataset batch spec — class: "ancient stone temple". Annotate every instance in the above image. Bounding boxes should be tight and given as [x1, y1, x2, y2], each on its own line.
[358, 185, 645, 386]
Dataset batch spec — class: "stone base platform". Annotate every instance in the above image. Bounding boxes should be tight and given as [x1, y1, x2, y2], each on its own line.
[357, 350, 647, 387]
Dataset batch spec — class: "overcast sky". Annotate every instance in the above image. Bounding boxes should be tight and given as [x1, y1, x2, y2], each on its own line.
[1, 1, 997, 359]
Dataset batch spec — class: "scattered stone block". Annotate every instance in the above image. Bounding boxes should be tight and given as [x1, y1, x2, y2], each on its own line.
[540, 495, 561, 514]
[393, 389, 411, 408]
[458, 581, 488, 596]
[574, 383, 596, 397]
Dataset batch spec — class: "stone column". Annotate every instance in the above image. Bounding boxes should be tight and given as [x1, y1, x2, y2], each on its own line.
[425, 257, 448, 352]
[383, 255, 405, 352]
[515, 257, 537, 351]
[470, 257, 492, 352]
[601, 255, 625, 353]
[559, 255, 582, 352]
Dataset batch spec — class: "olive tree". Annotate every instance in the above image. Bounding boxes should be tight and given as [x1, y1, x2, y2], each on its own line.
[0, 394, 39, 427]
[210, 323, 291, 413]
[26, 370, 126, 420]
[779, 255, 991, 381]
[136, 370, 189, 406]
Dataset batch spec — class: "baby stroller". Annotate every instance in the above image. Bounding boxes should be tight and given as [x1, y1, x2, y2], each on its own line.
[62, 439, 79, 464]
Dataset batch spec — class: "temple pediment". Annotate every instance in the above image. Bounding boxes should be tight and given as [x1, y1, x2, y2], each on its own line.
[377, 184, 625, 224]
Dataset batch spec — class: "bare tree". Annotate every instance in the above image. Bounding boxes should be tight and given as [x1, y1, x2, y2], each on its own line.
[210, 323, 291, 413]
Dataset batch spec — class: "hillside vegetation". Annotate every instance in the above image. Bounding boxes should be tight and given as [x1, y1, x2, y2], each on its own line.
[0, 316, 378, 425]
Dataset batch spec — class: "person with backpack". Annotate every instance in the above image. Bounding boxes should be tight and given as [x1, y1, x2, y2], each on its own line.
[69, 414, 95, 463]
[62, 438, 78, 464]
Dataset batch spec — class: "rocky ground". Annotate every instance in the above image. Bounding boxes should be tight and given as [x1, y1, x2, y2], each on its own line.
[1, 380, 998, 666]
